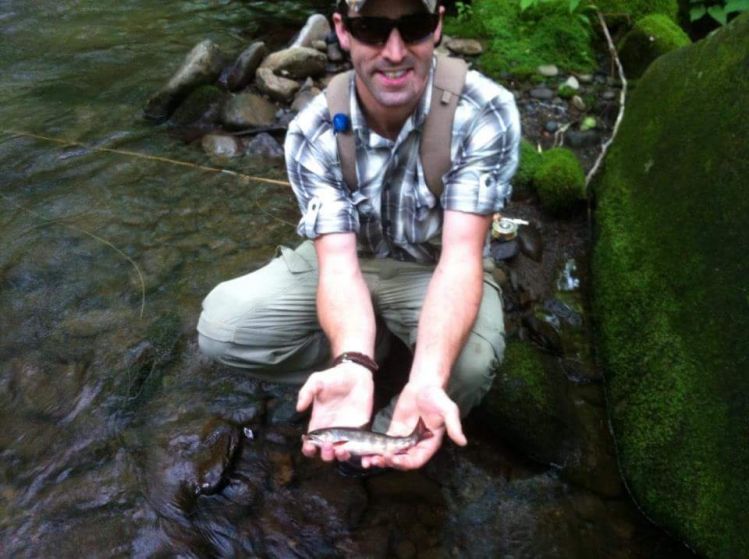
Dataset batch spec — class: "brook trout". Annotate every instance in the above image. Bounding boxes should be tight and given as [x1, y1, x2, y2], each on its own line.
[302, 418, 433, 456]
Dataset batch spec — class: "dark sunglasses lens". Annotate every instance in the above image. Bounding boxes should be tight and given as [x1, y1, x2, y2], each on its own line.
[397, 14, 439, 43]
[346, 17, 393, 45]
[345, 14, 438, 45]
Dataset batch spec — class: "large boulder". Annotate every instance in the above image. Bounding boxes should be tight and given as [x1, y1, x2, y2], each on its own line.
[592, 13, 749, 558]
[259, 47, 327, 80]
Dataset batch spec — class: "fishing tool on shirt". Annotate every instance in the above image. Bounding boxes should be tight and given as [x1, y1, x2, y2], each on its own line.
[490, 214, 529, 262]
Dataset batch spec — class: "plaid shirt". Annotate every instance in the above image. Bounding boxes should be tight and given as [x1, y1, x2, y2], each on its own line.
[284, 59, 520, 263]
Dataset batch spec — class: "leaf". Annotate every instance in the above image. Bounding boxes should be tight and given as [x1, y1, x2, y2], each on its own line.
[724, 0, 749, 14]
[689, 5, 707, 20]
[569, 0, 582, 12]
[520, 0, 536, 11]
[707, 5, 728, 24]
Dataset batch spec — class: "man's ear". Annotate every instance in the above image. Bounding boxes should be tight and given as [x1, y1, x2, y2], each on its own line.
[332, 13, 351, 51]
[433, 6, 445, 46]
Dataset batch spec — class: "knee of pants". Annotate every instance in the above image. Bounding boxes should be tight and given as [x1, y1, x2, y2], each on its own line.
[198, 333, 233, 363]
[448, 332, 505, 416]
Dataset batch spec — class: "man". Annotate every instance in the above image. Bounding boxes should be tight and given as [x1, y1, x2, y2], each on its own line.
[198, 0, 520, 471]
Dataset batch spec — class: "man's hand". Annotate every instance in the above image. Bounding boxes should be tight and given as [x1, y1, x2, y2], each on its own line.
[296, 363, 374, 462]
[362, 382, 467, 471]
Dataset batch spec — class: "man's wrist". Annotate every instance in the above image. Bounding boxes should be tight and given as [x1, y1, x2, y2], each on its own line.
[331, 351, 379, 374]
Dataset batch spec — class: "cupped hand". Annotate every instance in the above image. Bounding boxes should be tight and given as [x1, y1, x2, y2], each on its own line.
[362, 382, 467, 471]
[296, 363, 374, 462]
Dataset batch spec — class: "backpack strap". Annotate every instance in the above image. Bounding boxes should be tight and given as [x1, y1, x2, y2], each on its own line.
[421, 55, 468, 199]
[325, 56, 468, 197]
[325, 70, 358, 193]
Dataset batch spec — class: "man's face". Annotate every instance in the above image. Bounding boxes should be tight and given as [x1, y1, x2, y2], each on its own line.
[333, 0, 443, 120]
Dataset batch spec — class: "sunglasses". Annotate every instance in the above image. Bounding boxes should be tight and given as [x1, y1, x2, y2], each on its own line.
[342, 13, 440, 46]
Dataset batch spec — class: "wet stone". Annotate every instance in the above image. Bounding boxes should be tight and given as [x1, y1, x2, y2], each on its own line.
[255, 67, 300, 103]
[226, 41, 268, 92]
[244, 132, 284, 160]
[196, 419, 242, 496]
[259, 47, 327, 80]
[530, 87, 555, 100]
[545, 120, 560, 133]
[565, 129, 600, 148]
[220, 93, 276, 129]
[445, 38, 483, 56]
[517, 224, 544, 262]
[290, 13, 331, 49]
[537, 64, 559, 77]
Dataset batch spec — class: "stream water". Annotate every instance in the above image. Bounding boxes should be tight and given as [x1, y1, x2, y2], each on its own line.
[0, 1, 696, 557]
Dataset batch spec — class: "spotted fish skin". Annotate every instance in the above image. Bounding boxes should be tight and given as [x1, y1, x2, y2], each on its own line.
[302, 419, 432, 456]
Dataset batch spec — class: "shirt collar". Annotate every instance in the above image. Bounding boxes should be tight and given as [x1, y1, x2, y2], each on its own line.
[349, 57, 436, 145]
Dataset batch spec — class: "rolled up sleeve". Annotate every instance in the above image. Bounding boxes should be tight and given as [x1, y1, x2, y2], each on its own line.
[442, 94, 521, 215]
[284, 108, 360, 239]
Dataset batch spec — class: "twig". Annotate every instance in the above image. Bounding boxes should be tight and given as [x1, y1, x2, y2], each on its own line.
[585, 8, 627, 188]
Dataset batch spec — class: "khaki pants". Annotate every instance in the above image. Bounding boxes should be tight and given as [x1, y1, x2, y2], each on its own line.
[198, 241, 505, 432]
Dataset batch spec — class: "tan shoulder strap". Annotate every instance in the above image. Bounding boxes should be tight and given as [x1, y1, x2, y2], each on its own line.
[421, 55, 468, 199]
[325, 70, 358, 193]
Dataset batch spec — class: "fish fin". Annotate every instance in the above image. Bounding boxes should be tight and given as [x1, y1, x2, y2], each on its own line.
[414, 417, 434, 440]
[332, 440, 349, 447]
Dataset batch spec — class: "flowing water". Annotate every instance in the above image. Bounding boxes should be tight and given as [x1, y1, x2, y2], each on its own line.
[0, 1, 695, 557]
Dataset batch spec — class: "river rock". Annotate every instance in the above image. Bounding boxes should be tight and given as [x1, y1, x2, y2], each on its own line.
[244, 133, 284, 159]
[255, 67, 300, 103]
[291, 84, 321, 113]
[537, 64, 559, 77]
[202, 134, 241, 158]
[571, 95, 586, 111]
[168, 85, 225, 128]
[529, 87, 554, 100]
[260, 47, 327, 80]
[564, 129, 600, 148]
[144, 39, 225, 123]
[592, 13, 749, 557]
[226, 41, 268, 92]
[562, 75, 580, 90]
[220, 93, 277, 129]
[325, 32, 344, 62]
[445, 38, 483, 56]
[312, 40, 327, 52]
[290, 14, 331, 49]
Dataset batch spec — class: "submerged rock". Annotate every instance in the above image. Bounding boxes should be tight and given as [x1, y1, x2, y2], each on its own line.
[202, 134, 241, 158]
[244, 133, 284, 160]
[226, 41, 268, 92]
[592, 13, 749, 557]
[144, 40, 225, 123]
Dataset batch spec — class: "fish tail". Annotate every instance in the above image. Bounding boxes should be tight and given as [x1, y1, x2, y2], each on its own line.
[414, 417, 433, 441]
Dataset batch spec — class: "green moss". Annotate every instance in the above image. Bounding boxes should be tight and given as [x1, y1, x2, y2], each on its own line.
[443, 0, 596, 77]
[618, 14, 692, 78]
[534, 148, 586, 215]
[557, 84, 576, 99]
[595, 0, 679, 22]
[592, 13, 749, 557]
[513, 138, 543, 196]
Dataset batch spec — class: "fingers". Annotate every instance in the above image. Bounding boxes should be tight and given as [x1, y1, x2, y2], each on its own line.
[419, 388, 467, 447]
[441, 402, 467, 446]
[296, 374, 321, 412]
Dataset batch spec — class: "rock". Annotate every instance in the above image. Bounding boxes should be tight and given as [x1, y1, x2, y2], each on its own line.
[534, 147, 586, 214]
[220, 93, 277, 129]
[226, 41, 268, 91]
[490, 239, 519, 261]
[168, 85, 225, 128]
[529, 87, 554, 100]
[255, 67, 300, 103]
[592, 14, 749, 557]
[618, 14, 691, 79]
[562, 76, 580, 90]
[564, 130, 600, 148]
[537, 64, 559, 77]
[577, 73, 593, 83]
[196, 419, 242, 496]
[201, 134, 241, 158]
[290, 14, 331, 49]
[517, 224, 543, 262]
[445, 38, 483, 56]
[325, 32, 344, 62]
[291, 86, 321, 113]
[545, 120, 559, 133]
[571, 95, 586, 111]
[312, 40, 327, 52]
[602, 90, 617, 100]
[260, 47, 327, 80]
[144, 39, 225, 123]
[244, 133, 284, 159]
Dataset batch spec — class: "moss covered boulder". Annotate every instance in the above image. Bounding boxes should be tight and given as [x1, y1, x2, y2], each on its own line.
[534, 147, 586, 215]
[619, 14, 691, 78]
[592, 13, 749, 558]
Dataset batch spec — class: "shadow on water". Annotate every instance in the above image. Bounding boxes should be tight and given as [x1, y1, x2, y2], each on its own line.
[0, 1, 695, 557]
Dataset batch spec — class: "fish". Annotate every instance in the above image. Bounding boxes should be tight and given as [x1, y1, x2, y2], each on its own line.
[301, 418, 433, 456]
